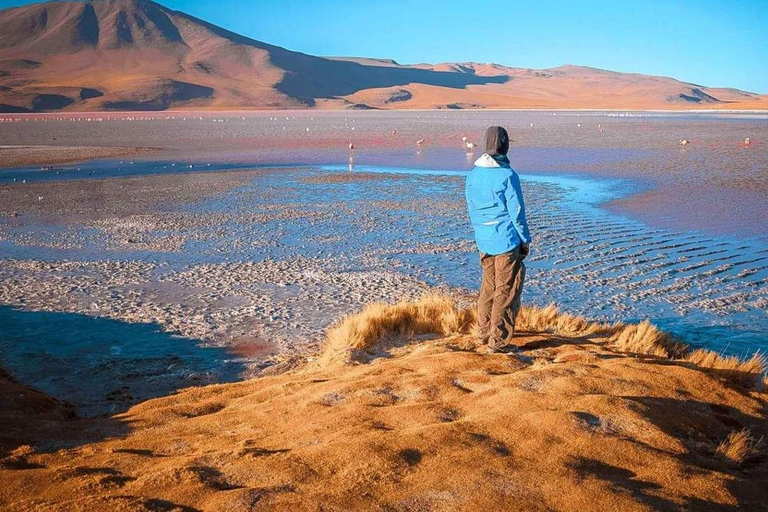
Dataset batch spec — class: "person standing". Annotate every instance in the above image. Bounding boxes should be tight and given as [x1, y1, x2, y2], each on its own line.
[465, 126, 532, 353]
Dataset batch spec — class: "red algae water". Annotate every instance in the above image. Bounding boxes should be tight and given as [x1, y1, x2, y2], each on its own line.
[2, 110, 766, 234]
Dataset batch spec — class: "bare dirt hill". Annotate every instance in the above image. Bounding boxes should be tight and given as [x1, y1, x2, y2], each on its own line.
[0, 0, 764, 112]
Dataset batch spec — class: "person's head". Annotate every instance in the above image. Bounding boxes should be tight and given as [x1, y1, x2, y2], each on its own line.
[484, 126, 510, 156]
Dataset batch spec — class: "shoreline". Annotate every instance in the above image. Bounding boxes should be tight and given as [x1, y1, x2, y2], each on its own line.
[1, 113, 766, 415]
[0, 145, 163, 170]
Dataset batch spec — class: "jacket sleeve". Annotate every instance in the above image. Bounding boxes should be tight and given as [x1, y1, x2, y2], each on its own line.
[504, 172, 532, 244]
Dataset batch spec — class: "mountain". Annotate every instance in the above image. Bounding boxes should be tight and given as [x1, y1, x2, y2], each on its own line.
[0, 0, 764, 112]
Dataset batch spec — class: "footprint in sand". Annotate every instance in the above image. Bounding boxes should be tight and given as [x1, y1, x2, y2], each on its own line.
[398, 448, 422, 466]
[185, 465, 244, 491]
[468, 432, 512, 457]
[173, 402, 226, 418]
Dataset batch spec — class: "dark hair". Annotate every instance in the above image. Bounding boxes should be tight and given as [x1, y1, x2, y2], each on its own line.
[484, 126, 510, 156]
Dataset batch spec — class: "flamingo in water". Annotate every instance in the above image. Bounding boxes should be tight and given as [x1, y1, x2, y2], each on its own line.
[416, 138, 425, 146]
[461, 136, 478, 150]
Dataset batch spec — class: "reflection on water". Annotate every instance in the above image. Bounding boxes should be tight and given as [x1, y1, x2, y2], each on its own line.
[0, 306, 244, 415]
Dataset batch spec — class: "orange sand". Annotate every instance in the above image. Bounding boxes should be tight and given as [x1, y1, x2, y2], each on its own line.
[1, 298, 766, 511]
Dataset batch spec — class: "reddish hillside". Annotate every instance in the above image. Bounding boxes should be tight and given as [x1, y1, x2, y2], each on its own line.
[0, 0, 764, 112]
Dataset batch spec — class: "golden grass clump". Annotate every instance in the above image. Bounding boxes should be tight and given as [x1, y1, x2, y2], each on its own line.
[716, 429, 766, 467]
[516, 304, 616, 337]
[319, 296, 767, 391]
[685, 349, 767, 390]
[516, 305, 687, 360]
[610, 320, 688, 359]
[320, 295, 474, 365]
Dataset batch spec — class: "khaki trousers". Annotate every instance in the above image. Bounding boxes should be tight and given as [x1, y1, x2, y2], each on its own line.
[477, 247, 526, 348]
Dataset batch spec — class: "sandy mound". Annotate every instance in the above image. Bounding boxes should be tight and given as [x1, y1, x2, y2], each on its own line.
[1, 297, 766, 511]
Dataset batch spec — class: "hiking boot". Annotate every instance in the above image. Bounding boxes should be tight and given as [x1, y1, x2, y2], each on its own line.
[496, 344, 520, 355]
[476, 344, 500, 355]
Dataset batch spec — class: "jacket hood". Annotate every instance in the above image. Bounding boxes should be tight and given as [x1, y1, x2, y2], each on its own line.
[474, 153, 511, 168]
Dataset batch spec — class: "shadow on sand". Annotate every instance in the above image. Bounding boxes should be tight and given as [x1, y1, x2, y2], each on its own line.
[573, 396, 768, 511]
[0, 306, 245, 416]
[174, 8, 510, 104]
[0, 306, 247, 457]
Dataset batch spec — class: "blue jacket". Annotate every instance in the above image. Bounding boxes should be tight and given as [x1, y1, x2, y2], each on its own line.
[465, 153, 532, 255]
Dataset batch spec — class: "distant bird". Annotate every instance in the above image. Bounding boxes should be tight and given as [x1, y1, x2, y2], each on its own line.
[465, 141, 477, 151]
[392, 130, 397, 135]
[461, 136, 468, 143]
[679, 139, 690, 146]
[349, 141, 355, 151]
[416, 138, 425, 146]
[744, 137, 751, 146]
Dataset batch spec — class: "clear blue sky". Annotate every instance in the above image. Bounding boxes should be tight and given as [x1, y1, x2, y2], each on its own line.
[2, 0, 767, 93]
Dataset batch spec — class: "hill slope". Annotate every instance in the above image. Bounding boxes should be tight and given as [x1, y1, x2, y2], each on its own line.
[0, 0, 764, 112]
[0, 297, 766, 510]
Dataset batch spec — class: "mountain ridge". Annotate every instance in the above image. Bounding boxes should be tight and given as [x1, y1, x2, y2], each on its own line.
[0, 0, 764, 112]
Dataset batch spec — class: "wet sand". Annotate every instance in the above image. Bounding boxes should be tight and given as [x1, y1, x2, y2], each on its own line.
[0, 168, 451, 414]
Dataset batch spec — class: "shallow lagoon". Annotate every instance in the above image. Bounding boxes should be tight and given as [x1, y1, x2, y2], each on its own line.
[1, 111, 767, 412]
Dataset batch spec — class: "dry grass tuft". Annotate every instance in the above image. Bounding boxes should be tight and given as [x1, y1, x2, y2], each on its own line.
[320, 295, 475, 366]
[516, 305, 687, 359]
[610, 320, 687, 359]
[515, 304, 617, 337]
[716, 429, 766, 467]
[685, 349, 767, 390]
[318, 296, 767, 391]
